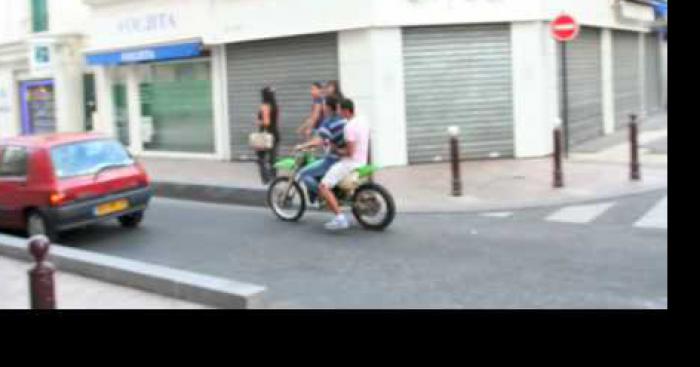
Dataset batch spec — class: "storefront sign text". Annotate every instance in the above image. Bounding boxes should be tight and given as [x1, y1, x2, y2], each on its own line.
[117, 13, 178, 35]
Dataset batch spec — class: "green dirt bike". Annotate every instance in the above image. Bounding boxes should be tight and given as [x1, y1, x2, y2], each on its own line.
[267, 150, 396, 231]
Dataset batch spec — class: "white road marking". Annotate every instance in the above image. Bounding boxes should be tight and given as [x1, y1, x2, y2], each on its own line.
[545, 202, 616, 224]
[634, 196, 667, 229]
[480, 212, 514, 218]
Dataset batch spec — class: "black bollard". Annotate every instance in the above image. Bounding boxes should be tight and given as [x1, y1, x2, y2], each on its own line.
[553, 127, 564, 188]
[448, 126, 463, 197]
[629, 114, 641, 181]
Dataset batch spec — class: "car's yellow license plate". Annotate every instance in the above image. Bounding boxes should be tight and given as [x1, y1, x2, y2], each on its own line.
[95, 199, 129, 217]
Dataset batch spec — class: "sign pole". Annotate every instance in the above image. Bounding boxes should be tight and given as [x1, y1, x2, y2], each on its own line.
[560, 40, 570, 158]
[552, 13, 578, 158]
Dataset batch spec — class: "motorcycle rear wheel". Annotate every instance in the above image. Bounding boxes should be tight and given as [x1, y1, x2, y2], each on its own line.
[351, 183, 396, 231]
[268, 177, 306, 222]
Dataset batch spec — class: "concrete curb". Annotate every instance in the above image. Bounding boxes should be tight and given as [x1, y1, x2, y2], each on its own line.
[153, 181, 267, 208]
[152, 179, 667, 215]
[0, 233, 267, 309]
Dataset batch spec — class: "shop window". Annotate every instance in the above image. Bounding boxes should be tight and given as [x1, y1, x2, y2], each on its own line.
[0, 146, 29, 177]
[139, 61, 214, 153]
[31, 0, 49, 33]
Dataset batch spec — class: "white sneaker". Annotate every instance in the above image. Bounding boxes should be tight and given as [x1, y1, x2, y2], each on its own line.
[325, 215, 350, 231]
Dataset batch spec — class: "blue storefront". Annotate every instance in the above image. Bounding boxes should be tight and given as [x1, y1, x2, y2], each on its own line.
[85, 41, 215, 154]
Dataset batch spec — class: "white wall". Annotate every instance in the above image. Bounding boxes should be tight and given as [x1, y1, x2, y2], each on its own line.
[0, 0, 90, 42]
[210, 45, 231, 160]
[47, 0, 92, 36]
[207, 0, 373, 45]
[0, 70, 20, 138]
[203, 0, 655, 46]
[207, 0, 542, 45]
[373, 0, 544, 27]
[541, 0, 653, 31]
[339, 28, 408, 167]
[0, 0, 30, 44]
[92, 66, 116, 137]
[511, 21, 559, 157]
[84, 0, 213, 51]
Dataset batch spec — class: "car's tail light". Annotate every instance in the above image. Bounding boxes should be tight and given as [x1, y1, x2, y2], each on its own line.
[135, 163, 150, 187]
[49, 192, 70, 207]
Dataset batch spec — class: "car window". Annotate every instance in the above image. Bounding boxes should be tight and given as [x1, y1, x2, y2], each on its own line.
[50, 139, 134, 179]
[0, 146, 29, 177]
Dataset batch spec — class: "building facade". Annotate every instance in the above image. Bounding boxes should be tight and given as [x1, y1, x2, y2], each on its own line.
[1, 0, 668, 167]
[0, 0, 91, 139]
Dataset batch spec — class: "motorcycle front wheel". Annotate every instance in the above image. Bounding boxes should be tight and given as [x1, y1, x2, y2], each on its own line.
[351, 183, 396, 231]
[268, 177, 306, 222]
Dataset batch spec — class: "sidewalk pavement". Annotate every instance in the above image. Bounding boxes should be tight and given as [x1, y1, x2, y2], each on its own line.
[0, 256, 209, 309]
[143, 113, 667, 213]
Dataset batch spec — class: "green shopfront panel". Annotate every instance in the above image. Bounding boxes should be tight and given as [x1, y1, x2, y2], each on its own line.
[140, 61, 214, 153]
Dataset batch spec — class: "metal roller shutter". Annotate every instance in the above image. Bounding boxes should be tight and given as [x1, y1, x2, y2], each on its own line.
[613, 31, 642, 129]
[226, 33, 339, 160]
[645, 33, 662, 114]
[560, 27, 604, 146]
[403, 24, 514, 163]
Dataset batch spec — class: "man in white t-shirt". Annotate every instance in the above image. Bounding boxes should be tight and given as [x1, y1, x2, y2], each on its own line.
[318, 99, 370, 230]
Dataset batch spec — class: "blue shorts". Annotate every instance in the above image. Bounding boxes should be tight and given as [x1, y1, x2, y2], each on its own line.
[298, 156, 339, 201]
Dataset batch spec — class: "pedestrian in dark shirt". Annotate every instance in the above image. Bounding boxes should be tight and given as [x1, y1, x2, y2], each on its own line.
[256, 86, 280, 184]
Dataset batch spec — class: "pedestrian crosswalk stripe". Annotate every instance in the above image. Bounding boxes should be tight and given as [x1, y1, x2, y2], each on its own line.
[634, 196, 667, 229]
[480, 212, 513, 218]
[545, 202, 616, 224]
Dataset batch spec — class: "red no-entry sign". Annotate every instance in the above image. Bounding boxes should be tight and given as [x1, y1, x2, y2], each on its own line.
[551, 14, 580, 42]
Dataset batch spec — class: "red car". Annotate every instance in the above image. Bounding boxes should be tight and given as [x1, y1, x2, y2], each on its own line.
[0, 133, 152, 241]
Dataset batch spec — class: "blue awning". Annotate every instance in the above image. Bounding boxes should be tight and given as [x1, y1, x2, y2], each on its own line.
[86, 41, 202, 66]
[651, 1, 668, 17]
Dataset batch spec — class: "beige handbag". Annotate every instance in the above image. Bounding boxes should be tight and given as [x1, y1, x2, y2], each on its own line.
[249, 131, 274, 151]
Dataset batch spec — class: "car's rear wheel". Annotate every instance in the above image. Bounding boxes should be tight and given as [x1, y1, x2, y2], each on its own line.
[118, 211, 144, 228]
[26, 210, 58, 243]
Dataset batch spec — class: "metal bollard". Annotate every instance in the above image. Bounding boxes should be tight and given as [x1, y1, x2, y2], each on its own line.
[629, 114, 641, 181]
[553, 127, 564, 188]
[448, 126, 463, 197]
[28, 235, 56, 310]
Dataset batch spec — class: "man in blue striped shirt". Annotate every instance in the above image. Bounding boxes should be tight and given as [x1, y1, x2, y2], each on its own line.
[294, 96, 346, 205]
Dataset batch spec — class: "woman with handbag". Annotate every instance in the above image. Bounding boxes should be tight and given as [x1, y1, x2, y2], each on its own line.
[253, 86, 280, 184]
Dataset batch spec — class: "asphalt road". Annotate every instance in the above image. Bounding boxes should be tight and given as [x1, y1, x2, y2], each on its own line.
[2, 189, 667, 309]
